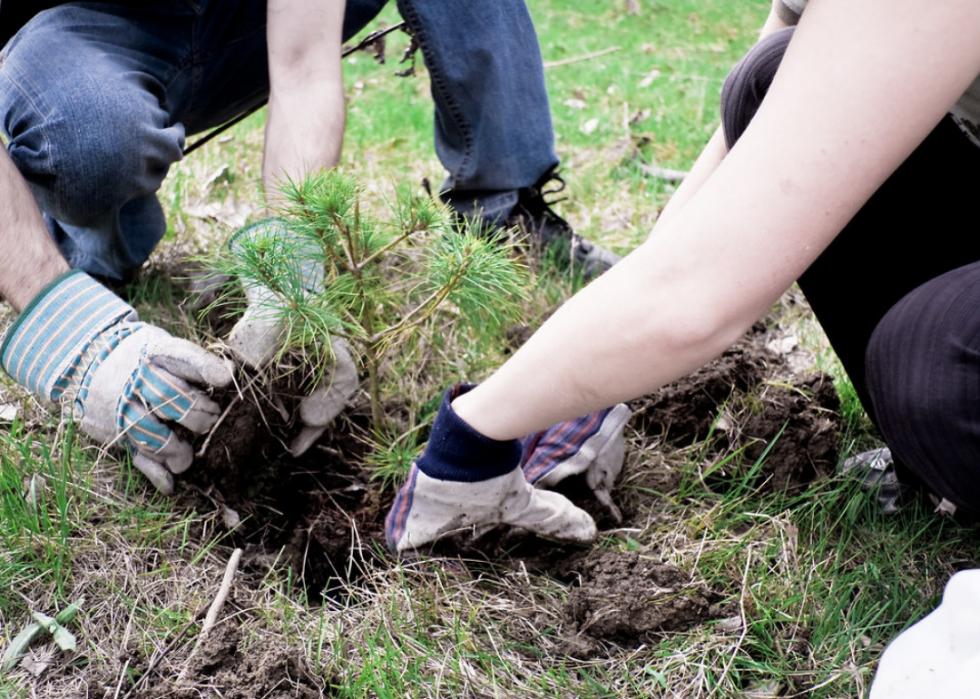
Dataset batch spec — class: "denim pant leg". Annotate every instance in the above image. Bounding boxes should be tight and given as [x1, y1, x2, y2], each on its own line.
[0, 4, 196, 281]
[395, 0, 560, 220]
[0, 1, 269, 282]
[344, 0, 560, 220]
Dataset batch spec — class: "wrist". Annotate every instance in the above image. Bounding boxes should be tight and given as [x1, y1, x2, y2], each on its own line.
[1, 270, 135, 400]
[417, 384, 521, 482]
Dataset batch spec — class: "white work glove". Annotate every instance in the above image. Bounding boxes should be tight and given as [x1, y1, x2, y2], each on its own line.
[1, 270, 234, 494]
[521, 403, 632, 523]
[385, 384, 597, 555]
[225, 219, 358, 455]
[870, 569, 980, 698]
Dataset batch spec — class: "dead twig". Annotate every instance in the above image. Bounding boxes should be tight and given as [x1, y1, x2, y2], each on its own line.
[544, 46, 621, 69]
[201, 548, 244, 636]
[636, 162, 688, 183]
[195, 398, 238, 459]
[712, 546, 754, 696]
[176, 548, 244, 688]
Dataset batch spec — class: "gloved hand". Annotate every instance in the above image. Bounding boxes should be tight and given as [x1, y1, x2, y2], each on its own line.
[385, 384, 597, 555]
[225, 219, 358, 455]
[870, 569, 980, 698]
[521, 403, 632, 523]
[1, 270, 234, 494]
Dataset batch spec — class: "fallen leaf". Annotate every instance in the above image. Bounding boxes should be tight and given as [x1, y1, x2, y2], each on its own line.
[20, 649, 55, 678]
[222, 506, 242, 530]
[716, 615, 743, 633]
[0, 404, 20, 422]
[580, 118, 600, 135]
[563, 98, 587, 110]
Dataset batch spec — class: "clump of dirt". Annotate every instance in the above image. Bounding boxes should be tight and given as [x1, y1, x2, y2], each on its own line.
[631, 338, 770, 444]
[553, 551, 730, 658]
[182, 374, 388, 596]
[737, 372, 841, 494]
[629, 320, 843, 499]
[137, 621, 328, 698]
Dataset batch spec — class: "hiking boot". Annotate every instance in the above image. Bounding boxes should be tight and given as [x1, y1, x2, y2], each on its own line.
[441, 168, 621, 280]
[840, 447, 907, 514]
[506, 170, 621, 280]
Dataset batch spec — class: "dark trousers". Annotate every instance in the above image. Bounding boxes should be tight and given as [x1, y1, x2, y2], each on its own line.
[721, 27, 980, 511]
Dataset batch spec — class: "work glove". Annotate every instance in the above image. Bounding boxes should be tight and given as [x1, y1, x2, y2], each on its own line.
[521, 403, 632, 523]
[870, 569, 980, 698]
[1, 270, 234, 494]
[385, 384, 597, 555]
[225, 219, 358, 455]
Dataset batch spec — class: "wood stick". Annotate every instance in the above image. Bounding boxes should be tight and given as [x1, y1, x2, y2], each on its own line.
[636, 162, 688, 183]
[201, 548, 243, 635]
[544, 46, 621, 69]
[176, 548, 243, 688]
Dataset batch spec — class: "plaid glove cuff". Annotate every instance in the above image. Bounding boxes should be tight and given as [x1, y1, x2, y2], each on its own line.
[416, 384, 522, 483]
[1, 270, 135, 401]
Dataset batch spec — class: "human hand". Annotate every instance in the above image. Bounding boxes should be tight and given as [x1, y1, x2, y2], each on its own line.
[224, 219, 358, 455]
[385, 385, 597, 555]
[521, 403, 632, 523]
[1, 270, 234, 494]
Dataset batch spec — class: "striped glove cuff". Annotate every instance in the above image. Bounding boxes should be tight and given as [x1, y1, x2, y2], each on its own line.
[1, 270, 135, 402]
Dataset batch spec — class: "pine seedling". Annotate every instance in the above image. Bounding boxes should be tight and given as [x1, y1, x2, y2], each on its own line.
[208, 169, 528, 434]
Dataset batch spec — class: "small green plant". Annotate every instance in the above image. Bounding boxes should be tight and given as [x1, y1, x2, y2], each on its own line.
[210, 169, 529, 434]
[2, 599, 83, 671]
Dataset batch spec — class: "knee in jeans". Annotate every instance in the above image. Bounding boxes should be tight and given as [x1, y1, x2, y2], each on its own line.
[5, 88, 182, 225]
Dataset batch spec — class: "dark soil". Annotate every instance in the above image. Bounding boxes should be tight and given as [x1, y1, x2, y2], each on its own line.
[181, 374, 388, 596]
[553, 550, 730, 658]
[631, 320, 843, 497]
[136, 620, 329, 698]
[737, 372, 840, 494]
[631, 337, 770, 445]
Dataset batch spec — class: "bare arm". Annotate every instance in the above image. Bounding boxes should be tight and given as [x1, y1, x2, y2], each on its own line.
[0, 148, 70, 312]
[454, 0, 980, 439]
[263, 0, 346, 204]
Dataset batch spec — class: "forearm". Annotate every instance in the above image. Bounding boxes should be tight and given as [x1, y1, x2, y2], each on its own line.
[0, 149, 69, 312]
[263, 82, 345, 198]
[655, 126, 727, 229]
[454, 0, 980, 440]
[263, 0, 346, 205]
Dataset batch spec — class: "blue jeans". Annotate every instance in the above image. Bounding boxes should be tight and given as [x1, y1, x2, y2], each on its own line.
[0, 0, 558, 281]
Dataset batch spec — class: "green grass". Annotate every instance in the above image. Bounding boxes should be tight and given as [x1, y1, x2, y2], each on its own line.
[1, 1, 974, 697]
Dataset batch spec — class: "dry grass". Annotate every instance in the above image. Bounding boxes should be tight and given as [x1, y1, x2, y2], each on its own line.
[4, 3, 980, 698]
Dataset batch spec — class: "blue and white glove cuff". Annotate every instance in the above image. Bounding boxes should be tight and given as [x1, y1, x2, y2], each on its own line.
[1, 270, 135, 401]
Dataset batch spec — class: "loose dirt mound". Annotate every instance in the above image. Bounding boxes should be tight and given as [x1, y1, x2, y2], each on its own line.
[630, 321, 842, 498]
[136, 621, 327, 698]
[554, 551, 729, 658]
[183, 379, 387, 595]
[632, 339, 770, 444]
[737, 372, 840, 494]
